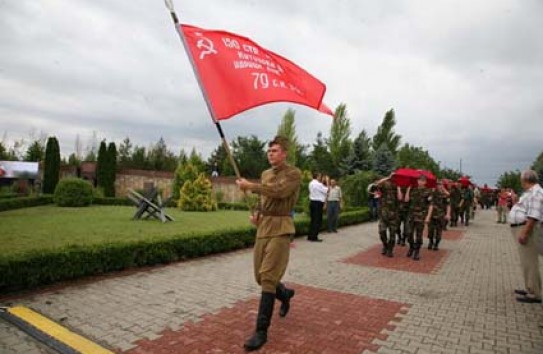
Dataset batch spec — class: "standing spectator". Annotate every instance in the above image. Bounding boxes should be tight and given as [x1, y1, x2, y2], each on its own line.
[326, 179, 342, 233]
[308, 173, 328, 242]
[496, 187, 509, 223]
[211, 162, 219, 178]
[367, 179, 380, 221]
[509, 170, 543, 303]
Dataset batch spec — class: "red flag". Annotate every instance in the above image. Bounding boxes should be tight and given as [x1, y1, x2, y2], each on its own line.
[318, 102, 334, 117]
[181, 24, 330, 120]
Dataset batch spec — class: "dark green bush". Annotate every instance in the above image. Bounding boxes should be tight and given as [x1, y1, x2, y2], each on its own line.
[54, 178, 93, 207]
[0, 195, 54, 212]
[0, 208, 368, 292]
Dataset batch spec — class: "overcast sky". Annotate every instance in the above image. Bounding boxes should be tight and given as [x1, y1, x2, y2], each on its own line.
[1, 0, 542, 186]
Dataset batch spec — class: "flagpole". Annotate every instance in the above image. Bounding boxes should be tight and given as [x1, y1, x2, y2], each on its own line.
[164, 0, 242, 180]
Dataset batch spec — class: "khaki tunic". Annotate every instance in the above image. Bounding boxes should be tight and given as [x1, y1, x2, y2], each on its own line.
[251, 163, 301, 293]
[252, 163, 302, 238]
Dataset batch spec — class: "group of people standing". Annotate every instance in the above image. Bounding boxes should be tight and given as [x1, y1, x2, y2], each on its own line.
[369, 173, 476, 261]
[308, 173, 343, 242]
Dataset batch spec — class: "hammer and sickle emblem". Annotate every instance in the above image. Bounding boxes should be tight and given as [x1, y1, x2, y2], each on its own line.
[195, 32, 217, 60]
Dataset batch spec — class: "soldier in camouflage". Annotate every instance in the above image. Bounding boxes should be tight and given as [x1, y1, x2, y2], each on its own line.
[375, 174, 402, 257]
[449, 183, 462, 227]
[405, 175, 433, 261]
[428, 180, 451, 251]
[396, 187, 410, 247]
[459, 184, 474, 226]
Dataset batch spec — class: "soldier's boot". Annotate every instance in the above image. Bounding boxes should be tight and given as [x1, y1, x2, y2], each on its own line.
[433, 238, 440, 251]
[396, 234, 401, 245]
[400, 235, 406, 246]
[244, 292, 275, 352]
[407, 243, 414, 257]
[413, 243, 421, 261]
[380, 232, 388, 255]
[386, 240, 394, 258]
[275, 283, 294, 318]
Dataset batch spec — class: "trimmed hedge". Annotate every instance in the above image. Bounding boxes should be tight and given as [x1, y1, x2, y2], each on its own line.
[0, 196, 54, 212]
[54, 178, 93, 207]
[0, 208, 369, 292]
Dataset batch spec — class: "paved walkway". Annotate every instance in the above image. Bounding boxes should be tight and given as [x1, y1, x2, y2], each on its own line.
[1, 209, 543, 353]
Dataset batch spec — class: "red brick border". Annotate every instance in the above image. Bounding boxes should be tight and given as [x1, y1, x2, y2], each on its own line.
[343, 244, 449, 274]
[123, 284, 410, 354]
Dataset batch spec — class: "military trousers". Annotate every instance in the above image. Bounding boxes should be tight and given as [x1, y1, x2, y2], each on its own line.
[396, 211, 410, 239]
[253, 235, 291, 293]
[408, 219, 425, 247]
[462, 204, 472, 225]
[428, 218, 443, 244]
[379, 218, 397, 245]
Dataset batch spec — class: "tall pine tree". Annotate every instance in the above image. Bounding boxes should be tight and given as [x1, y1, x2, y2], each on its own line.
[96, 140, 108, 191]
[341, 129, 372, 175]
[105, 142, 117, 197]
[372, 109, 401, 155]
[276, 108, 299, 166]
[327, 103, 352, 177]
[43, 137, 60, 193]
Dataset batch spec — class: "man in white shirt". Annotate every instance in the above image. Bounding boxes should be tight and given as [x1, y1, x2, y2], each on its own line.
[308, 173, 328, 242]
[509, 170, 543, 303]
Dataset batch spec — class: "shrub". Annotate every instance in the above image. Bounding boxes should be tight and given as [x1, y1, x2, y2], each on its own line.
[340, 171, 378, 208]
[178, 173, 217, 211]
[54, 178, 93, 207]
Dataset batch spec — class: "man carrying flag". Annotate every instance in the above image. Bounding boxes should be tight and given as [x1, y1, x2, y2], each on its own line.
[236, 136, 301, 351]
[164, 1, 331, 350]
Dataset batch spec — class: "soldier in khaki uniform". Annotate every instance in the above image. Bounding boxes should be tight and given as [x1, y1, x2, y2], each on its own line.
[428, 181, 450, 251]
[449, 183, 461, 227]
[236, 136, 302, 352]
[405, 175, 433, 261]
[375, 174, 402, 257]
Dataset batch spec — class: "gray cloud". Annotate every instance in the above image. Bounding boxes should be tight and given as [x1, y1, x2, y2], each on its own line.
[1, 0, 542, 186]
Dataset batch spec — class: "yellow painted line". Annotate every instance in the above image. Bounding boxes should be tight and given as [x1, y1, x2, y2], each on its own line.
[7, 306, 114, 354]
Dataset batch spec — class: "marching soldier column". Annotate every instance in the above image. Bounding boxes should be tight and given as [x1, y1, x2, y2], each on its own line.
[373, 172, 474, 261]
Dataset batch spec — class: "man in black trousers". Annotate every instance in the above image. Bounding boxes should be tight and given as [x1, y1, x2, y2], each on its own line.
[308, 172, 328, 242]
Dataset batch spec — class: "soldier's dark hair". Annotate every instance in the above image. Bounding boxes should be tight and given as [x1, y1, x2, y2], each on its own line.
[269, 135, 289, 153]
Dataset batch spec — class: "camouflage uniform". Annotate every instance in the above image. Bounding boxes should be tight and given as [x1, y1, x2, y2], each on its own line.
[428, 189, 449, 250]
[461, 187, 474, 226]
[407, 186, 432, 260]
[449, 186, 461, 227]
[396, 187, 410, 246]
[378, 182, 399, 257]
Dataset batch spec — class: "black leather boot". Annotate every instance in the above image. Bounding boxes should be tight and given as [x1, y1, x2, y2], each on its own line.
[433, 239, 440, 251]
[387, 239, 394, 257]
[428, 238, 434, 250]
[380, 232, 388, 255]
[413, 243, 421, 261]
[244, 292, 275, 352]
[407, 244, 414, 257]
[276, 283, 295, 317]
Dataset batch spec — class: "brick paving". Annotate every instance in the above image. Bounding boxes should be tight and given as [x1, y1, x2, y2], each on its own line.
[343, 244, 450, 274]
[1, 209, 543, 354]
[125, 284, 409, 354]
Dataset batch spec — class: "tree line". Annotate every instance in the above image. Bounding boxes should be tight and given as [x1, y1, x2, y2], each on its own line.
[1, 104, 463, 182]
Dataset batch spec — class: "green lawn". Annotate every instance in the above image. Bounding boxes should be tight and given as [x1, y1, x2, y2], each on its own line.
[0, 206, 254, 256]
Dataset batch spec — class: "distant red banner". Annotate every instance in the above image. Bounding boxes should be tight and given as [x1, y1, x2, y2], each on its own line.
[181, 24, 331, 120]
